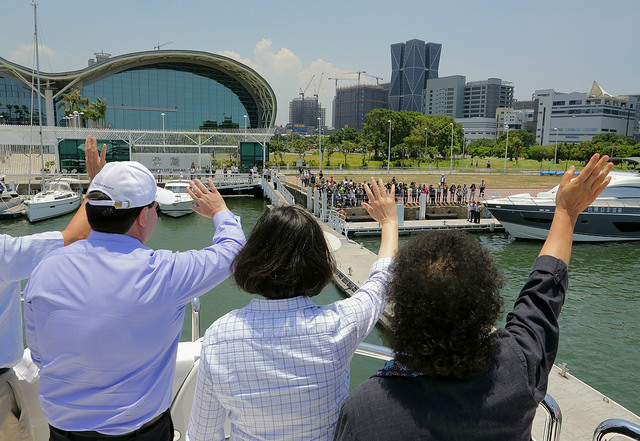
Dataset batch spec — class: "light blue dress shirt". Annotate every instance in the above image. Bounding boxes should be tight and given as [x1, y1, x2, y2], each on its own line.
[187, 257, 392, 441]
[0, 232, 63, 369]
[24, 210, 245, 435]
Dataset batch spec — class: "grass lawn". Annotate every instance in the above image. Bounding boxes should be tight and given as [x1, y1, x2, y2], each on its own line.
[280, 153, 632, 190]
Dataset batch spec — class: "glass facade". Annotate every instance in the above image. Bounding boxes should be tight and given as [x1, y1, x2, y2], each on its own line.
[76, 64, 256, 131]
[0, 76, 46, 125]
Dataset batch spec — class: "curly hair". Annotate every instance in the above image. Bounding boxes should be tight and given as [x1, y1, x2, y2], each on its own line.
[233, 205, 336, 299]
[385, 230, 505, 380]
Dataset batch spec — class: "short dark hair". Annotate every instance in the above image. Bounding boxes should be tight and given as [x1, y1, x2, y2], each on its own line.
[386, 230, 505, 380]
[233, 205, 335, 299]
[86, 191, 150, 234]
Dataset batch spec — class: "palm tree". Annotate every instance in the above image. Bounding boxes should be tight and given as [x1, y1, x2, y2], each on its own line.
[94, 97, 107, 128]
[57, 88, 89, 116]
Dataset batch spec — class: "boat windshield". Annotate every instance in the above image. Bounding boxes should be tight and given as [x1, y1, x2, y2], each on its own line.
[45, 181, 73, 192]
[167, 186, 189, 194]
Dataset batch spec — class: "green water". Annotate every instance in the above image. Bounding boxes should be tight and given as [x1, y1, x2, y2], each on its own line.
[5, 198, 639, 415]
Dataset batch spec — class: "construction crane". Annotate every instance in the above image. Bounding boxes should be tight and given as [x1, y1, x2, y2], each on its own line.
[328, 77, 350, 89]
[299, 74, 315, 103]
[154, 41, 173, 50]
[313, 72, 324, 99]
[362, 73, 384, 86]
[342, 71, 366, 86]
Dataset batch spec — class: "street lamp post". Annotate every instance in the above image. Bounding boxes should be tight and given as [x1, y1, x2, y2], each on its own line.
[317, 117, 322, 171]
[387, 120, 392, 172]
[503, 125, 509, 174]
[424, 128, 428, 168]
[553, 127, 558, 172]
[449, 122, 454, 173]
[243, 114, 248, 141]
[161, 113, 166, 146]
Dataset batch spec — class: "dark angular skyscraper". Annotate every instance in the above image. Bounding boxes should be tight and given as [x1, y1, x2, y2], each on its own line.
[389, 39, 441, 112]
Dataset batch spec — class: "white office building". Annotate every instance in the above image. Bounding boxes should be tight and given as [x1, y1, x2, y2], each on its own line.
[423, 75, 466, 117]
[534, 82, 636, 145]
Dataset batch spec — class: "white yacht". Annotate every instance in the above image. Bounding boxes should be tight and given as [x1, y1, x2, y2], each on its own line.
[485, 171, 640, 241]
[0, 175, 26, 218]
[159, 179, 194, 217]
[25, 178, 82, 222]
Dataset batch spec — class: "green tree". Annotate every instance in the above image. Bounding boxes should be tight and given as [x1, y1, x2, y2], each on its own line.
[324, 142, 337, 166]
[291, 137, 310, 162]
[528, 145, 555, 166]
[339, 140, 356, 166]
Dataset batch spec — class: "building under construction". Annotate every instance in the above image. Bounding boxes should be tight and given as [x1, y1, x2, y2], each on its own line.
[333, 84, 389, 131]
[288, 97, 326, 134]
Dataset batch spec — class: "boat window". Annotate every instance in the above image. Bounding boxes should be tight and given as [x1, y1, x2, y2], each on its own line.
[599, 186, 640, 199]
[613, 222, 640, 233]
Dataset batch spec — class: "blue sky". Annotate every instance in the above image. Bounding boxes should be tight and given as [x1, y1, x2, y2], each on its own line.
[2, 0, 638, 126]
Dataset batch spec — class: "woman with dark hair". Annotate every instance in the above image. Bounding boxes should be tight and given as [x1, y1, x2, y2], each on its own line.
[334, 154, 613, 441]
[188, 178, 398, 441]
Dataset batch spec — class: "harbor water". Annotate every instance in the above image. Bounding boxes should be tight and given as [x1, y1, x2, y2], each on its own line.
[5, 196, 639, 416]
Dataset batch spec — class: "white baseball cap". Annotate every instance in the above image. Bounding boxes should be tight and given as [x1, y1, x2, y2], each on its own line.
[87, 161, 175, 209]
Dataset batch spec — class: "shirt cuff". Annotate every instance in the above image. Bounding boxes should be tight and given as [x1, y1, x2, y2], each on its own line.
[531, 255, 567, 285]
[212, 209, 239, 226]
[369, 257, 393, 275]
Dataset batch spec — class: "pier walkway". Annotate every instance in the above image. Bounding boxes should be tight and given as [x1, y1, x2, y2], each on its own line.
[261, 180, 640, 441]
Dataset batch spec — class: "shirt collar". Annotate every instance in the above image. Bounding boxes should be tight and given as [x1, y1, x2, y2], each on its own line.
[246, 296, 315, 312]
[87, 230, 145, 247]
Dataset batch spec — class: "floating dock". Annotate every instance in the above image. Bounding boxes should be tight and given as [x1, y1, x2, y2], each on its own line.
[345, 217, 504, 236]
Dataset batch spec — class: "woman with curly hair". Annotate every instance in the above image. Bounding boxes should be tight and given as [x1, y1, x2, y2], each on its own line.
[334, 153, 613, 441]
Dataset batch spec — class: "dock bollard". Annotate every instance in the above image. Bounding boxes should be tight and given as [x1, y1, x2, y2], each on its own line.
[490, 222, 495, 232]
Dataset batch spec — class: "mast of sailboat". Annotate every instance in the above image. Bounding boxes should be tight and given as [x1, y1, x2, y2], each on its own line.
[32, 1, 46, 188]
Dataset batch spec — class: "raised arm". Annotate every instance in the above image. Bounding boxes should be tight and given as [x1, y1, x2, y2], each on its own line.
[540, 153, 613, 265]
[61, 135, 107, 245]
[362, 177, 398, 259]
[187, 178, 229, 218]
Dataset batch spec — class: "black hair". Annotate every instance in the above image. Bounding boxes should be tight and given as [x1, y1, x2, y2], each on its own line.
[233, 205, 336, 299]
[86, 191, 151, 234]
[386, 230, 505, 380]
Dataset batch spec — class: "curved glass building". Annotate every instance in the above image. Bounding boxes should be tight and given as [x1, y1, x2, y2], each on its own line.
[0, 50, 276, 130]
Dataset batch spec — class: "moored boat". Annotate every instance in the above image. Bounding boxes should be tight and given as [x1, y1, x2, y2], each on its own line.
[159, 179, 194, 217]
[485, 171, 640, 241]
[0, 175, 27, 218]
[25, 178, 82, 222]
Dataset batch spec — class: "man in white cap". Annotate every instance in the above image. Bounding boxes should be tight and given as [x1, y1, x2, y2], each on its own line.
[23, 160, 246, 441]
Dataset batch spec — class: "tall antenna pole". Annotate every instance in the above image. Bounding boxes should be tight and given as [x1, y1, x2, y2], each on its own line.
[32, 1, 46, 185]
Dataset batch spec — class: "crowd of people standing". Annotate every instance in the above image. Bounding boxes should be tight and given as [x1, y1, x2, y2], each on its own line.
[298, 169, 488, 209]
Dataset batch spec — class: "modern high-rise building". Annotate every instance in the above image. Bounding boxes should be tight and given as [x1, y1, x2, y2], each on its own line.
[423, 75, 466, 118]
[463, 78, 514, 119]
[389, 39, 441, 112]
[534, 82, 636, 145]
[333, 84, 389, 131]
[288, 97, 326, 134]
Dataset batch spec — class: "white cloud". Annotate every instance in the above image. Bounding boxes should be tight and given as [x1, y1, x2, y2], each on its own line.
[9, 43, 55, 67]
[220, 39, 346, 126]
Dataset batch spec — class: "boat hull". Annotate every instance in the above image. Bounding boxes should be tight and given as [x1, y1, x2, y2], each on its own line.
[487, 203, 640, 242]
[159, 200, 194, 217]
[26, 195, 82, 222]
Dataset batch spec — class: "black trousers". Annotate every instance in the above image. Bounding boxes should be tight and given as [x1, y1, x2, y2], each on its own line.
[48, 409, 173, 441]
